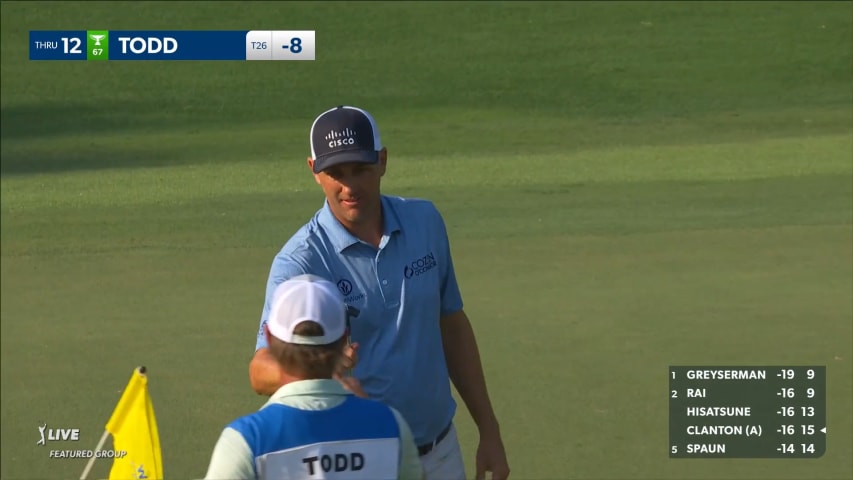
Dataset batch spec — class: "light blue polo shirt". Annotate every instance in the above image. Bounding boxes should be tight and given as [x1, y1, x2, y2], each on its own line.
[255, 195, 464, 446]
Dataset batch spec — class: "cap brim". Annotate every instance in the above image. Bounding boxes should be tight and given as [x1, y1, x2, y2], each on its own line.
[288, 331, 346, 346]
[313, 150, 379, 173]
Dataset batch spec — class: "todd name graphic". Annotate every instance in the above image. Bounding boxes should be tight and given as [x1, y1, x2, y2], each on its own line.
[37, 423, 126, 458]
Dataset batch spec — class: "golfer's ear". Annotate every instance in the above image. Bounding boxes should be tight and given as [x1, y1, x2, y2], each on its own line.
[377, 148, 388, 176]
[307, 157, 322, 184]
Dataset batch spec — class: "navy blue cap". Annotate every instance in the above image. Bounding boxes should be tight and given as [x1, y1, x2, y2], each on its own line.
[310, 106, 382, 173]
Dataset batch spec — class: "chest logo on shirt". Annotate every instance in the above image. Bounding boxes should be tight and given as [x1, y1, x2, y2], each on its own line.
[337, 278, 365, 303]
[337, 279, 353, 295]
[403, 252, 437, 278]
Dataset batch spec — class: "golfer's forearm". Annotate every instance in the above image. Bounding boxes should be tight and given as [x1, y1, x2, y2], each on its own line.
[449, 348, 500, 433]
[249, 349, 283, 396]
[441, 313, 501, 435]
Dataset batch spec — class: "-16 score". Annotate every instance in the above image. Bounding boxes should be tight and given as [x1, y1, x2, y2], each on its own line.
[778, 387, 817, 398]
[779, 425, 817, 435]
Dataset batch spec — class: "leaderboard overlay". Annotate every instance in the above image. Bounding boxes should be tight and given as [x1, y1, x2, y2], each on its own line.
[29, 30, 315, 60]
[670, 366, 826, 458]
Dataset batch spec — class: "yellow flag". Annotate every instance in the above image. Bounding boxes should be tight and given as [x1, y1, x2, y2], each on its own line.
[105, 367, 163, 480]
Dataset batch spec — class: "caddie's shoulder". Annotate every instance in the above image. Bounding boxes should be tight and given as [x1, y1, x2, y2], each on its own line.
[226, 410, 263, 436]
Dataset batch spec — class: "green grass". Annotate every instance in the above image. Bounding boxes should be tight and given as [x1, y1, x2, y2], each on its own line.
[2, 1, 852, 479]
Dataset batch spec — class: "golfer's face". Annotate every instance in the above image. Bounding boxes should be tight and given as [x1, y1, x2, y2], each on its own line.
[315, 161, 384, 225]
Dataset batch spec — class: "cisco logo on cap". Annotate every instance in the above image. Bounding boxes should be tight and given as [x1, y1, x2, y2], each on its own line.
[325, 128, 358, 149]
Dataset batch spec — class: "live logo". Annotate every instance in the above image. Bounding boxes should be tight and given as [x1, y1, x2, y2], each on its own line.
[47, 428, 80, 441]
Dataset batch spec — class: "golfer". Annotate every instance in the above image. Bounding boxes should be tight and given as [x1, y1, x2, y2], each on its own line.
[249, 106, 510, 480]
[207, 275, 423, 480]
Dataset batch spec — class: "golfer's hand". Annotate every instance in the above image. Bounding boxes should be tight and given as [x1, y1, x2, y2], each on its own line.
[334, 372, 368, 398]
[337, 342, 359, 374]
[476, 432, 510, 480]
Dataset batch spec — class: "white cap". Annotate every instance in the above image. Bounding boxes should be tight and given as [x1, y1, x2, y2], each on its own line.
[267, 274, 347, 346]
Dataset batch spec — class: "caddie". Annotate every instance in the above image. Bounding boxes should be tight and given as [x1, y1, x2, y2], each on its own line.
[206, 274, 423, 480]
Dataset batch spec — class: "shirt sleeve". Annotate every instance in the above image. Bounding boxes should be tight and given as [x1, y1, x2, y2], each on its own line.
[433, 206, 464, 316]
[390, 407, 426, 480]
[255, 254, 310, 351]
[204, 427, 255, 480]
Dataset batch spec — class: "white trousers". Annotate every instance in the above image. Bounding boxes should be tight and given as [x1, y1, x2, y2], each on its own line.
[419, 424, 466, 480]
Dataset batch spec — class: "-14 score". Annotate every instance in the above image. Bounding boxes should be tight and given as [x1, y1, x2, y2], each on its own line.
[779, 444, 816, 454]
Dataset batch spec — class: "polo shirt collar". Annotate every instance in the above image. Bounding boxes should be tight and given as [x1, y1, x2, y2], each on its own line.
[265, 379, 349, 407]
[319, 196, 402, 253]
[381, 196, 402, 236]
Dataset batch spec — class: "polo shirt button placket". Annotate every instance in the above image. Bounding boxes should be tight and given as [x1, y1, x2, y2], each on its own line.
[375, 257, 399, 309]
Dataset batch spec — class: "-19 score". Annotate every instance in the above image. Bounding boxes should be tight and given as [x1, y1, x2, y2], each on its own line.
[780, 368, 817, 380]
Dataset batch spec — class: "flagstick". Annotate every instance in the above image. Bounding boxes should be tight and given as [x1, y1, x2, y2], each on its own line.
[79, 430, 110, 480]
